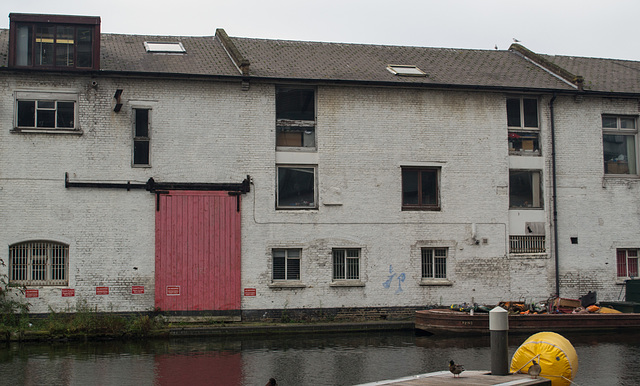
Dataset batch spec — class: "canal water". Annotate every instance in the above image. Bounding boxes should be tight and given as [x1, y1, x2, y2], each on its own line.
[1, 330, 639, 385]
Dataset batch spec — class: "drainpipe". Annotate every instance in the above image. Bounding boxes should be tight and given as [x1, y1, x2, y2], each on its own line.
[549, 94, 560, 297]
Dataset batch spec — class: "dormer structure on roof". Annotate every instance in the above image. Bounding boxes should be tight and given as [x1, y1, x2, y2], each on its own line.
[8, 13, 101, 70]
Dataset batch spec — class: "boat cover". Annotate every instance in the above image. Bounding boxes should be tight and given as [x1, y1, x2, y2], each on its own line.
[510, 331, 578, 386]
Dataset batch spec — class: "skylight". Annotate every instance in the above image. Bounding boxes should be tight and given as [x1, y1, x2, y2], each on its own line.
[144, 42, 186, 53]
[387, 65, 427, 77]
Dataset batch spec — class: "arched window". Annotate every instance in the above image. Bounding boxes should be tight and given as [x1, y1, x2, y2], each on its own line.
[9, 241, 68, 285]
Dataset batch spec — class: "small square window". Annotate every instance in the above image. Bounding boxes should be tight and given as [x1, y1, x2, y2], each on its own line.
[272, 249, 301, 281]
[402, 167, 440, 210]
[421, 248, 447, 279]
[507, 98, 538, 128]
[333, 248, 360, 280]
[509, 170, 543, 209]
[276, 166, 316, 209]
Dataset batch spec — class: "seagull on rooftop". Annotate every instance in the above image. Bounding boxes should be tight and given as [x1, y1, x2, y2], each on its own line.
[513, 38, 521, 43]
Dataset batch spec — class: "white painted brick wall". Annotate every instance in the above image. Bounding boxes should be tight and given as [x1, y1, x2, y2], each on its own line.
[1, 72, 637, 314]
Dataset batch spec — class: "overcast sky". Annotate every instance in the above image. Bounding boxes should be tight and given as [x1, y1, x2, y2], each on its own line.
[2, 1, 639, 61]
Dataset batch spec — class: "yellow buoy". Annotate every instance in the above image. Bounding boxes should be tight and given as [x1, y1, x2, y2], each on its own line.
[510, 332, 578, 386]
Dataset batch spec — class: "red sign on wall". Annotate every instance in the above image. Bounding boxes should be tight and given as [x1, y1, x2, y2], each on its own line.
[132, 286, 145, 294]
[166, 286, 181, 296]
[96, 286, 110, 295]
[243, 288, 257, 296]
[25, 289, 39, 298]
[61, 289, 75, 297]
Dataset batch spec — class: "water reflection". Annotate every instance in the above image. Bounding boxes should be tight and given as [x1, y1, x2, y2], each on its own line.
[1, 331, 639, 385]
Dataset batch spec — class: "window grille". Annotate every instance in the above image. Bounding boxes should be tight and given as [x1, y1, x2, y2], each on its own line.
[333, 248, 360, 280]
[422, 248, 447, 278]
[509, 235, 545, 254]
[9, 241, 69, 285]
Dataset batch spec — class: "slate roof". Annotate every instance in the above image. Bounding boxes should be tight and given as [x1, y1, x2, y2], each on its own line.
[229, 37, 575, 91]
[1, 26, 639, 95]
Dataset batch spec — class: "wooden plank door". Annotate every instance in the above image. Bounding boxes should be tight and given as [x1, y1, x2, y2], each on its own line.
[155, 191, 241, 311]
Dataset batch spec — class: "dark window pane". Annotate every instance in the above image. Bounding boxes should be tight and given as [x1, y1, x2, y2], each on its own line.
[402, 170, 419, 205]
[522, 99, 538, 127]
[506, 98, 521, 127]
[272, 250, 286, 280]
[134, 140, 150, 165]
[135, 109, 149, 137]
[287, 258, 300, 280]
[509, 170, 542, 208]
[37, 109, 55, 128]
[57, 102, 74, 128]
[602, 116, 618, 128]
[77, 27, 93, 68]
[277, 167, 315, 207]
[333, 249, 345, 280]
[420, 171, 438, 205]
[55, 26, 75, 67]
[17, 101, 35, 127]
[36, 26, 55, 65]
[276, 88, 315, 121]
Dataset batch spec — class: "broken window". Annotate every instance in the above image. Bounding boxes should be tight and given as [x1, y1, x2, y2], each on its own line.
[603, 115, 637, 175]
[507, 97, 540, 155]
[277, 166, 316, 208]
[276, 87, 316, 148]
[15, 92, 77, 131]
[617, 248, 639, 278]
[333, 248, 360, 280]
[421, 248, 447, 279]
[133, 108, 151, 166]
[402, 167, 440, 210]
[509, 170, 543, 208]
[9, 241, 69, 286]
[272, 249, 301, 281]
[10, 14, 99, 70]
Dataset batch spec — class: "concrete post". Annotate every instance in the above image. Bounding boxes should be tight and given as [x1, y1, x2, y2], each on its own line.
[489, 306, 509, 375]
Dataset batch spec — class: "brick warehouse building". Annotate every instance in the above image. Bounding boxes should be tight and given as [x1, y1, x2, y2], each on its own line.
[1, 13, 640, 319]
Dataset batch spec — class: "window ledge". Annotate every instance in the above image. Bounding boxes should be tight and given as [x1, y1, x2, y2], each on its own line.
[11, 128, 83, 135]
[420, 279, 452, 286]
[330, 281, 365, 287]
[268, 282, 307, 289]
[508, 253, 548, 259]
[604, 174, 639, 179]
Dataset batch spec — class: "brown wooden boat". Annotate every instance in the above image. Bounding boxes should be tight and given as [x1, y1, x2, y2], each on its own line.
[415, 308, 640, 335]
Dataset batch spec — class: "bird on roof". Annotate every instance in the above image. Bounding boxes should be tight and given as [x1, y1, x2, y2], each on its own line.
[528, 360, 542, 379]
[449, 360, 464, 378]
[513, 38, 521, 43]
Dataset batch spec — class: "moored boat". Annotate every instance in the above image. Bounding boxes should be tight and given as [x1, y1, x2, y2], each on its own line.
[415, 308, 640, 335]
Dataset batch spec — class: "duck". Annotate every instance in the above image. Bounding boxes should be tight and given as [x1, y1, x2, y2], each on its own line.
[449, 360, 464, 377]
[528, 359, 542, 379]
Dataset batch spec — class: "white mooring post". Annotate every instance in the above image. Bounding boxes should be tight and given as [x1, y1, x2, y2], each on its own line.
[489, 306, 509, 375]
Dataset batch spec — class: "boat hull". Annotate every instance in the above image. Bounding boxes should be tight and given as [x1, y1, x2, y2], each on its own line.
[415, 308, 640, 335]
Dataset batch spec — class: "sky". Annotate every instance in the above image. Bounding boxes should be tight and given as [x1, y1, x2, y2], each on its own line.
[1, 0, 639, 61]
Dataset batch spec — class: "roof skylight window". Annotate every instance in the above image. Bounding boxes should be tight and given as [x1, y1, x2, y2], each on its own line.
[387, 65, 427, 77]
[144, 42, 186, 53]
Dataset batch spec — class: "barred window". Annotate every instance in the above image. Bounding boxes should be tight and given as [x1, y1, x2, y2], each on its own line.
[333, 248, 360, 280]
[617, 248, 639, 278]
[422, 248, 447, 279]
[9, 241, 69, 285]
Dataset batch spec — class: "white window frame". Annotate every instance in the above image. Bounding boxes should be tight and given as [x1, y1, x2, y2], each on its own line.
[13, 91, 79, 133]
[9, 241, 69, 286]
[332, 248, 361, 282]
[421, 247, 447, 279]
[507, 97, 540, 155]
[603, 115, 638, 175]
[143, 41, 186, 53]
[617, 248, 639, 279]
[272, 248, 301, 281]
